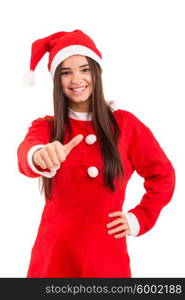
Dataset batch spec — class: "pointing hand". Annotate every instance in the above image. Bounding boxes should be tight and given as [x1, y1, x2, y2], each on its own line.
[32, 134, 83, 170]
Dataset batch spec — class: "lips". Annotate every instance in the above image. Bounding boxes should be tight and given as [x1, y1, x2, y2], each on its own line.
[70, 86, 87, 89]
[69, 86, 88, 93]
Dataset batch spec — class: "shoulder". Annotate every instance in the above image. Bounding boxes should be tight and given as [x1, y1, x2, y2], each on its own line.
[108, 100, 146, 128]
[26, 115, 54, 132]
[30, 115, 54, 124]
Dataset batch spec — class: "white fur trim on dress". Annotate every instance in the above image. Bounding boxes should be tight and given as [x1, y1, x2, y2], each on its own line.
[125, 212, 140, 236]
[68, 108, 93, 121]
[27, 144, 60, 178]
[50, 45, 103, 78]
[68, 101, 118, 121]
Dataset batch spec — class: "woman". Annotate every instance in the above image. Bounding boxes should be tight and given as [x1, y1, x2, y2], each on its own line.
[17, 29, 175, 277]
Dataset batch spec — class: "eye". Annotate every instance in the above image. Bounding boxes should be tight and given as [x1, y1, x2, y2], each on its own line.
[82, 68, 91, 72]
[61, 71, 70, 76]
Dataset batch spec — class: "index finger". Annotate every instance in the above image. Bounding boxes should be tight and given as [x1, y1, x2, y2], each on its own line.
[63, 134, 83, 155]
[108, 211, 124, 218]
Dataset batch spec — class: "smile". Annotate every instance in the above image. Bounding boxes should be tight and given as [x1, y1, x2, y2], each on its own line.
[69, 86, 87, 93]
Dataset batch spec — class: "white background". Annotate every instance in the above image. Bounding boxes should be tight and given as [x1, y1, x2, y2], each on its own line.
[0, 0, 184, 278]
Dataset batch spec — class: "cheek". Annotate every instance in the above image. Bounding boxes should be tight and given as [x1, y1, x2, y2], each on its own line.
[61, 78, 68, 89]
[86, 75, 93, 86]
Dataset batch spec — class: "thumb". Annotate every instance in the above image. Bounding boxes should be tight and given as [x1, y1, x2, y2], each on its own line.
[63, 134, 83, 156]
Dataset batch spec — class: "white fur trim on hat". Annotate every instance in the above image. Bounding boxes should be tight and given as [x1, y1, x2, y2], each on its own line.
[50, 45, 103, 78]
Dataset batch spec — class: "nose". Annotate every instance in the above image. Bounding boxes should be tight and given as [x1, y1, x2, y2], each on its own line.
[71, 72, 83, 85]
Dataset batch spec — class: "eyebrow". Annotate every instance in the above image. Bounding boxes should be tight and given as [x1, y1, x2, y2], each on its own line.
[61, 64, 90, 70]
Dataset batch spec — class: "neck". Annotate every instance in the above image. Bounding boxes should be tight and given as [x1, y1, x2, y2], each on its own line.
[67, 98, 92, 113]
[69, 107, 91, 113]
[68, 107, 92, 121]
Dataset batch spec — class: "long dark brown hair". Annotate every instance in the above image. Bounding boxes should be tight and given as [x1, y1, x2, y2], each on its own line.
[39, 56, 124, 200]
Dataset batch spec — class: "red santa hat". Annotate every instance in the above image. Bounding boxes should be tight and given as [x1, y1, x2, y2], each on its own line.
[23, 29, 103, 86]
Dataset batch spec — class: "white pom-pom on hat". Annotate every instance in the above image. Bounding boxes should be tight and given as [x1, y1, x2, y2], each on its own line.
[22, 70, 36, 86]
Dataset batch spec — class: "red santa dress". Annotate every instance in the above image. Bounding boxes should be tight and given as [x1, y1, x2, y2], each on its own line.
[17, 103, 175, 278]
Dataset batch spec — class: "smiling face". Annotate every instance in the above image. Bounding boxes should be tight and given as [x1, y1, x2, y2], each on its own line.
[60, 55, 93, 112]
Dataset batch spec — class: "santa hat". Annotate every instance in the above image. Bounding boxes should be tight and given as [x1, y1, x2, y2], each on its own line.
[23, 29, 103, 86]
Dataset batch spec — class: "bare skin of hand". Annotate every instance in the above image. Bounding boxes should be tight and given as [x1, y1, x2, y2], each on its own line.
[106, 211, 131, 238]
[33, 134, 83, 170]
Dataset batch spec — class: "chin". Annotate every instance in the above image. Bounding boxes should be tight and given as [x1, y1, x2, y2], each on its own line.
[70, 97, 90, 102]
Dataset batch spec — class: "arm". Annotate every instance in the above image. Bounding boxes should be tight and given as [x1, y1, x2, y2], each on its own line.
[126, 113, 176, 237]
[17, 116, 58, 178]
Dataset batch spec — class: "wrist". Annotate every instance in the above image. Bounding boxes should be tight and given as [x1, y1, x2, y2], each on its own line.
[32, 149, 40, 167]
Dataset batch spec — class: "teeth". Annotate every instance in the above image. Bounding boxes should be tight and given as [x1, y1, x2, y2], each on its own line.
[71, 87, 86, 92]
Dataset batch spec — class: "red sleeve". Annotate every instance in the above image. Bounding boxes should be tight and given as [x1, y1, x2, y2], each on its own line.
[126, 112, 176, 236]
[17, 116, 52, 178]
